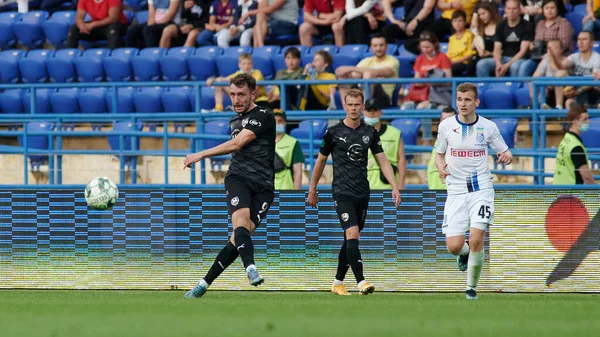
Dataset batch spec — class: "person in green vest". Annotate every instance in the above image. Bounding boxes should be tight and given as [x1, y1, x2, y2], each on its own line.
[553, 105, 596, 185]
[274, 110, 305, 189]
[364, 97, 406, 190]
[428, 107, 457, 189]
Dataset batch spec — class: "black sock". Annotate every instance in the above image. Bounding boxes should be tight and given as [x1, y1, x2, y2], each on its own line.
[234, 227, 255, 269]
[204, 241, 239, 284]
[346, 239, 364, 283]
[335, 239, 349, 281]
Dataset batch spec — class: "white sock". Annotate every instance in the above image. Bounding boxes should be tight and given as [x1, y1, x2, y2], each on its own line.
[199, 279, 209, 288]
[466, 249, 485, 290]
[245, 264, 256, 273]
[357, 280, 367, 289]
[333, 279, 344, 286]
[458, 242, 470, 256]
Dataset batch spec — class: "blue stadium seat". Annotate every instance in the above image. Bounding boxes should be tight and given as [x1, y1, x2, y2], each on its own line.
[515, 87, 531, 108]
[487, 81, 521, 93]
[161, 86, 193, 112]
[22, 88, 52, 114]
[133, 87, 164, 112]
[492, 118, 518, 149]
[204, 120, 231, 149]
[218, 47, 253, 76]
[134, 11, 148, 24]
[132, 47, 166, 81]
[391, 119, 421, 146]
[75, 48, 111, 82]
[581, 117, 600, 169]
[484, 89, 517, 109]
[393, 6, 405, 20]
[50, 88, 80, 113]
[160, 47, 195, 81]
[105, 87, 136, 113]
[252, 46, 279, 80]
[565, 12, 584, 36]
[78, 87, 108, 113]
[18, 49, 54, 83]
[107, 121, 143, 170]
[395, 45, 416, 77]
[12, 10, 49, 49]
[0, 12, 21, 49]
[273, 45, 309, 71]
[0, 49, 26, 83]
[41, 10, 75, 49]
[47, 48, 81, 83]
[123, 0, 148, 11]
[333, 44, 369, 69]
[289, 120, 328, 154]
[592, 41, 600, 54]
[103, 48, 138, 82]
[18, 121, 55, 167]
[200, 86, 231, 110]
[189, 46, 221, 80]
[0, 89, 25, 113]
[223, 46, 253, 57]
[439, 42, 449, 54]
[573, 4, 587, 15]
[123, 10, 135, 24]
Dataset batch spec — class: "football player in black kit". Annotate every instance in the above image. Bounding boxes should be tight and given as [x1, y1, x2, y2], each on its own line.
[307, 89, 401, 296]
[183, 73, 276, 298]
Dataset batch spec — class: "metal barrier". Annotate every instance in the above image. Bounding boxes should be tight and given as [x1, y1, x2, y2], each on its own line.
[0, 77, 599, 186]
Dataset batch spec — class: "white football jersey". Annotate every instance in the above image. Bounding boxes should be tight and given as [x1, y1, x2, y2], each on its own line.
[436, 114, 509, 195]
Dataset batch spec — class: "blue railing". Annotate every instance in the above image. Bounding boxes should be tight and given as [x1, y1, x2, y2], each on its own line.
[1, 77, 599, 186]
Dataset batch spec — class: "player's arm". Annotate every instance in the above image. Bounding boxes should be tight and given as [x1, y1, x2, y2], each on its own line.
[183, 129, 257, 168]
[397, 138, 406, 189]
[490, 123, 513, 165]
[307, 153, 328, 207]
[435, 152, 449, 180]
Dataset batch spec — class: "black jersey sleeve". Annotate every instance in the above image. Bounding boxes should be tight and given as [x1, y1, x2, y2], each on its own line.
[369, 129, 384, 155]
[319, 129, 334, 156]
[244, 108, 275, 137]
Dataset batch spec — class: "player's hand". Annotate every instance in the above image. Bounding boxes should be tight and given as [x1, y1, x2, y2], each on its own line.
[307, 189, 318, 207]
[437, 164, 450, 180]
[497, 150, 513, 165]
[392, 189, 401, 208]
[183, 152, 203, 169]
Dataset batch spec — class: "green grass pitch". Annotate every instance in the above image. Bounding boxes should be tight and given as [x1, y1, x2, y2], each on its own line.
[1, 291, 599, 337]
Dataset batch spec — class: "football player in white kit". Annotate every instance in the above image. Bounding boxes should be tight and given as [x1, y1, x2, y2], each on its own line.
[435, 83, 513, 300]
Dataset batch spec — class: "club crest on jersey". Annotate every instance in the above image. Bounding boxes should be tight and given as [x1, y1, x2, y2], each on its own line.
[476, 127, 485, 143]
[341, 213, 349, 222]
[242, 118, 249, 127]
[231, 197, 239, 206]
[362, 136, 370, 144]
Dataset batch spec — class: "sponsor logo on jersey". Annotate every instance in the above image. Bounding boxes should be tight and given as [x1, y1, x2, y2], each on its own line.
[449, 148, 486, 158]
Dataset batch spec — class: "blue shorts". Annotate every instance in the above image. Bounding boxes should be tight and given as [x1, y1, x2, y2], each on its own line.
[269, 19, 297, 37]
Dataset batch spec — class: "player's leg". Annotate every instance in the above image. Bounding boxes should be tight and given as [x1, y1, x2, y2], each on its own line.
[332, 231, 350, 295]
[443, 194, 470, 272]
[354, 199, 374, 295]
[465, 189, 494, 300]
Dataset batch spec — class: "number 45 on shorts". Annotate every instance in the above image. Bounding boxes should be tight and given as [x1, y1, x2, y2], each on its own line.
[478, 205, 491, 219]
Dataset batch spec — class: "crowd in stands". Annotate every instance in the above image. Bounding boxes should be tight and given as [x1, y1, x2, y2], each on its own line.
[0, 0, 600, 111]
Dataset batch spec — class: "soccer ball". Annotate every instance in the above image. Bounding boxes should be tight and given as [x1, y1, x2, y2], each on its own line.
[85, 177, 118, 210]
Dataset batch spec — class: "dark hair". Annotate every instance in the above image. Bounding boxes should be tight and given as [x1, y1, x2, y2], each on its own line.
[418, 31, 440, 53]
[452, 10, 467, 21]
[315, 50, 333, 67]
[370, 33, 387, 45]
[567, 104, 587, 123]
[284, 47, 301, 59]
[442, 106, 457, 114]
[230, 73, 256, 92]
[579, 30, 595, 41]
[476, 3, 500, 36]
[456, 82, 479, 99]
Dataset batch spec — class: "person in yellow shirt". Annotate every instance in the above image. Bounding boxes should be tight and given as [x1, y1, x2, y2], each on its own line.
[429, 0, 478, 41]
[299, 50, 337, 110]
[206, 53, 268, 111]
[447, 10, 477, 77]
[335, 34, 399, 104]
[428, 107, 456, 189]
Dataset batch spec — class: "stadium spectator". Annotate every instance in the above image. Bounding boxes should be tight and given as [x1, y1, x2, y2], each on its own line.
[530, 39, 567, 109]
[401, 32, 452, 146]
[382, 0, 436, 55]
[274, 110, 305, 190]
[126, 0, 181, 49]
[299, 51, 337, 110]
[447, 10, 477, 76]
[521, 0, 574, 76]
[550, 31, 600, 109]
[206, 53, 268, 111]
[252, 0, 299, 48]
[582, 0, 599, 33]
[553, 105, 596, 185]
[364, 96, 406, 191]
[299, 0, 344, 47]
[475, 0, 534, 77]
[335, 34, 399, 104]
[428, 106, 455, 190]
[159, 0, 212, 48]
[41, 0, 78, 13]
[471, 2, 500, 60]
[520, 0, 567, 24]
[470, 0, 501, 29]
[226, 0, 259, 47]
[66, 0, 128, 50]
[195, 0, 236, 47]
[427, 0, 479, 42]
[331, 0, 386, 47]
[267, 47, 303, 110]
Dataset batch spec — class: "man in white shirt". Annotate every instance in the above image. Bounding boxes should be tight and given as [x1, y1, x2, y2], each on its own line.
[435, 82, 513, 300]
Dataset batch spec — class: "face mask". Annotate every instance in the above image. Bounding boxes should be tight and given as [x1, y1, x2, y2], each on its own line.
[276, 124, 286, 134]
[364, 117, 379, 126]
[580, 123, 589, 132]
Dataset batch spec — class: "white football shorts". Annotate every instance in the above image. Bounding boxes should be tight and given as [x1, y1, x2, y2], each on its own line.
[442, 188, 495, 237]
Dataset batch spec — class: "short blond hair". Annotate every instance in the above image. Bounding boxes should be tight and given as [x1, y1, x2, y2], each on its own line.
[344, 89, 365, 104]
[456, 83, 479, 99]
[238, 53, 252, 62]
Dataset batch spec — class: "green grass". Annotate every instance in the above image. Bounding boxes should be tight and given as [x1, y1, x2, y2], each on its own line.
[1, 291, 600, 337]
